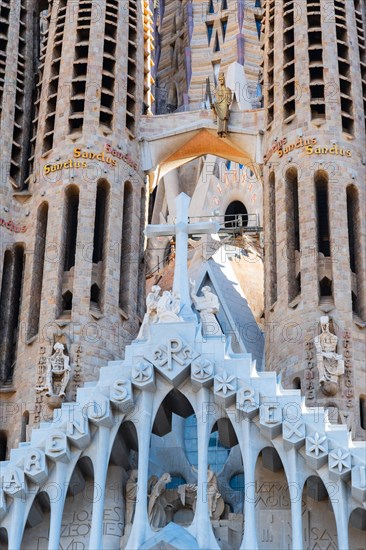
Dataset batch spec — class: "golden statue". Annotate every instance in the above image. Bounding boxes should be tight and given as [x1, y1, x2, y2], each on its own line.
[211, 73, 232, 137]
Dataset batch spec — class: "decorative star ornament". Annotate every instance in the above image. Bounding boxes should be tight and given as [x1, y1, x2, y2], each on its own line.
[215, 371, 236, 395]
[329, 448, 350, 473]
[307, 432, 327, 457]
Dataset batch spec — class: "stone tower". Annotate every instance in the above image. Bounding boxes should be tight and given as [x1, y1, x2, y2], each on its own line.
[0, 1, 365, 549]
[261, 0, 366, 436]
[0, 0, 153, 450]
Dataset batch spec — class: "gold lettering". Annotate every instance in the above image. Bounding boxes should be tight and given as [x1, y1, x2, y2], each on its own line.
[305, 145, 313, 155]
[74, 148, 81, 158]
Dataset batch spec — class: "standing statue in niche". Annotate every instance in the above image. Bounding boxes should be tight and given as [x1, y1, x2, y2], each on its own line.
[125, 469, 138, 526]
[190, 280, 221, 336]
[41, 343, 70, 398]
[207, 467, 221, 518]
[189, 465, 224, 519]
[148, 472, 172, 529]
[314, 316, 345, 396]
[211, 73, 232, 137]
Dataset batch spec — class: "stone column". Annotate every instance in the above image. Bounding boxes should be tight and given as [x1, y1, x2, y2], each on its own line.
[330, 479, 349, 550]
[193, 388, 220, 550]
[241, 419, 258, 550]
[126, 391, 154, 549]
[287, 448, 303, 550]
[89, 426, 112, 549]
[47, 462, 69, 550]
[8, 498, 27, 549]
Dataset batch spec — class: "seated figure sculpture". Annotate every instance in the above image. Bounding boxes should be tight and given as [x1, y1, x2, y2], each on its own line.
[178, 466, 224, 520]
[148, 472, 172, 529]
[137, 286, 182, 340]
[314, 316, 344, 396]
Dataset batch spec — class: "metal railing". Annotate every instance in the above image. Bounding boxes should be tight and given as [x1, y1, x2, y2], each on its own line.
[188, 213, 262, 234]
[145, 213, 262, 277]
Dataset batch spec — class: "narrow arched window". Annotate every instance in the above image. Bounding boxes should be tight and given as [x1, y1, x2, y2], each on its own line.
[20, 411, 29, 442]
[315, 172, 330, 257]
[59, 186, 79, 316]
[346, 185, 363, 317]
[27, 202, 48, 340]
[119, 182, 133, 313]
[268, 172, 277, 305]
[64, 187, 79, 272]
[0, 246, 24, 383]
[137, 187, 146, 318]
[286, 168, 301, 302]
[90, 181, 109, 310]
[360, 395, 366, 430]
[126, 0, 138, 134]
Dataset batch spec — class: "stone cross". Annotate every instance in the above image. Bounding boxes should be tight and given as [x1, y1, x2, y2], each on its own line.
[145, 193, 219, 317]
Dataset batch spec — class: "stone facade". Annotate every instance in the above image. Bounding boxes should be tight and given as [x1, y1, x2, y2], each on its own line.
[0, 0, 365, 548]
[261, 0, 366, 438]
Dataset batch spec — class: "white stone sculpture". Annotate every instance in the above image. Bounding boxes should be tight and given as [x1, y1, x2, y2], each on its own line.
[125, 469, 138, 525]
[145, 193, 219, 317]
[156, 290, 182, 322]
[137, 286, 183, 339]
[207, 467, 222, 518]
[190, 465, 223, 519]
[190, 280, 221, 336]
[148, 472, 172, 529]
[314, 316, 344, 396]
[177, 482, 197, 508]
[137, 285, 161, 339]
[37, 343, 70, 398]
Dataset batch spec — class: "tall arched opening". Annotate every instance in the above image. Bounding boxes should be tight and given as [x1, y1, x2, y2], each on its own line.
[224, 200, 248, 228]
[21, 492, 51, 548]
[148, 389, 195, 529]
[302, 475, 337, 549]
[255, 447, 291, 548]
[109, 420, 138, 547]
[348, 507, 366, 548]
[59, 457, 95, 549]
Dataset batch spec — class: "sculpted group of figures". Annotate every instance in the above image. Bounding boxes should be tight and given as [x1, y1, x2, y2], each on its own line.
[138, 281, 221, 339]
[125, 467, 224, 531]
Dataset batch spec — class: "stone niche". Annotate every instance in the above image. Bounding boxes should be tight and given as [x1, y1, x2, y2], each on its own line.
[21, 465, 124, 550]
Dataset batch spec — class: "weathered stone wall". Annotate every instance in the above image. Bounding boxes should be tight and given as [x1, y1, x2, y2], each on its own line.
[262, 0, 366, 437]
[0, 0, 149, 451]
